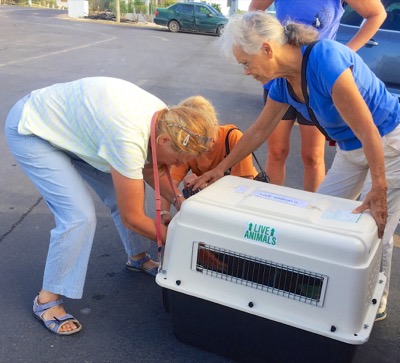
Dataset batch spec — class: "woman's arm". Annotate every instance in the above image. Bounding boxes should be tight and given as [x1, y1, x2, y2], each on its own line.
[331, 68, 387, 237]
[110, 166, 168, 243]
[248, 0, 274, 11]
[142, 164, 185, 210]
[345, 0, 386, 51]
[192, 100, 288, 189]
[228, 129, 258, 179]
[160, 179, 182, 225]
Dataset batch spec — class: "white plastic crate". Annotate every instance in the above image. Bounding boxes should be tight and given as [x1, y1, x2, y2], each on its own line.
[157, 176, 385, 362]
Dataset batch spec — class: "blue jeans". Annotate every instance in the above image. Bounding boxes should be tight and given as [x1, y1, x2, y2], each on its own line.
[5, 96, 151, 299]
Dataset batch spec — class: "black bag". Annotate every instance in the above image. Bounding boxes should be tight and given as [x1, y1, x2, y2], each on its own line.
[224, 128, 269, 183]
[182, 185, 201, 198]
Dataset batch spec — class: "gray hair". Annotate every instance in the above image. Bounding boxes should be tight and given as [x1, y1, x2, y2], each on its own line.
[219, 11, 318, 59]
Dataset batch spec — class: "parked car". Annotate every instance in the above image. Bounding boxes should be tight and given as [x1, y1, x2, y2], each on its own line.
[336, 0, 400, 99]
[153, 2, 228, 36]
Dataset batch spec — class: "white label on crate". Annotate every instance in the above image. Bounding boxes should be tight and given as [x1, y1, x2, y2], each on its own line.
[251, 190, 308, 208]
[243, 222, 278, 245]
[233, 185, 249, 194]
[321, 208, 363, 223]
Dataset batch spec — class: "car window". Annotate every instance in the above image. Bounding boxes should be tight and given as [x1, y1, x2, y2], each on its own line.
[341, 0, 400, 31]
[177, 4, 194, 15]
[196, 5, 212, 16]
[381, 1, 400, 30]
[340, 5, 363, 26]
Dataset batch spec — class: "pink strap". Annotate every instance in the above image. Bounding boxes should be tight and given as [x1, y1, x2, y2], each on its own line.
[150, 112, 178, 256]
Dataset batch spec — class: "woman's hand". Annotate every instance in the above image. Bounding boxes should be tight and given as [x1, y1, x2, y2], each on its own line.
[189, 167, 225, 190]
[160, 211, 173, 226]
[353, 187, 388, 238]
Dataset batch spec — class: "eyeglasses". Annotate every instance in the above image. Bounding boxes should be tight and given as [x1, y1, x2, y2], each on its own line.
[240, 61, 251, 70]
[167, 124, 213, 146]
[239, 53, 257, 70]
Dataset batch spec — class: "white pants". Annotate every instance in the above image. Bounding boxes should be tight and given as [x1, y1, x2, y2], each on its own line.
[318, 125, 400, 310]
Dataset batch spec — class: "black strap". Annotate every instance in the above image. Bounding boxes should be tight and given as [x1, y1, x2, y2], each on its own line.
[301, 41, 335, 144]
[224, 128, 265, 175]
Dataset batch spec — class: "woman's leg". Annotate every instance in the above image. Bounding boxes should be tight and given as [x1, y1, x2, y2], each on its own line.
[5, 98, 96, 332]
[266, 119, 295, 186]
[298, 124, 326, 192]
[317, 146, 369, 199]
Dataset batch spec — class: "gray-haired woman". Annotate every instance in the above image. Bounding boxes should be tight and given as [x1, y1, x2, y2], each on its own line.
[193, 12, 400, 321]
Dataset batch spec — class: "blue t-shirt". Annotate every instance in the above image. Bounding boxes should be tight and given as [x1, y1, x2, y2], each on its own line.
[276, 0, 344, 40]
[268, 40, 400, 151]
[265, 0, 345, 90]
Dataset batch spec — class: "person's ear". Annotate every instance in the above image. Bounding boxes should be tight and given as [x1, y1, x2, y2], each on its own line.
[261, 42, 273, 58]
[157, 134, 172, 146]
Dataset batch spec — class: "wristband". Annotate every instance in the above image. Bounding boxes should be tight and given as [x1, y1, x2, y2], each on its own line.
[160, 211, 170, 216]
[173, 194, 185, 208]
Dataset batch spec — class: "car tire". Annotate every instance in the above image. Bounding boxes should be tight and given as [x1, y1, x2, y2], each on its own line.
[216, 25, 224, 36]
[168, 20, 180, 33]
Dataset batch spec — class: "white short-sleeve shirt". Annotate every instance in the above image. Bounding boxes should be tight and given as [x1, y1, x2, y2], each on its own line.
[18, 77, 167, 179]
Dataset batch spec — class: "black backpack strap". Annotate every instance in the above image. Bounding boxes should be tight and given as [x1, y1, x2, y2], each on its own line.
[224, 128, 239, 175]
[301, 41, 335, 144]
[224, 127, 265, 176]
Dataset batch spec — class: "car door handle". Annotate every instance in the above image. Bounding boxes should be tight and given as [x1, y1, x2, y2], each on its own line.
[365, 39, 378, 47]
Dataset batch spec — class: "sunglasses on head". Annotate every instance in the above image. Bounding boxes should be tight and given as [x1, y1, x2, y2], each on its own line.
[167, 124, 213, 146]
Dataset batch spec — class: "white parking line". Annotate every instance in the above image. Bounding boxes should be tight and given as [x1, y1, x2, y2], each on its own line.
[152, 35, 169, 41]
[0, 37, 116, 67]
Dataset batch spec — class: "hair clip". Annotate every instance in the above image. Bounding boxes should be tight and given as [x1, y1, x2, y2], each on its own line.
[182, 134, 190, 146]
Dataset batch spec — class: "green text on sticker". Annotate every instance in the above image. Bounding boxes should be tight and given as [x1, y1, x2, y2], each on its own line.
[243, 222, 278, 245]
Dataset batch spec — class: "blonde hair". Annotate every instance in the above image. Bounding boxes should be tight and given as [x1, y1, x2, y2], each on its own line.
[178, 96, 219, 126]
[219, 11, 318, 59]
[156, 105, 216, 157]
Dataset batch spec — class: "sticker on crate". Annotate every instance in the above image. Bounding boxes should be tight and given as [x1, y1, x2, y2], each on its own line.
[251, 189, 309, 208]
[321, 208, 364, 223]
[243, 222, 278, 245]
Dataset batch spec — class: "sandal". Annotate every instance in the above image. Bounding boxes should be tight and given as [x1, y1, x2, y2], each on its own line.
[126, 253, 159, 276]
[33, 295, 82, 336]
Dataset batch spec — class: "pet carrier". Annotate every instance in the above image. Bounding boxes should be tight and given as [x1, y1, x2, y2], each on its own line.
[156, 176, 385, 363]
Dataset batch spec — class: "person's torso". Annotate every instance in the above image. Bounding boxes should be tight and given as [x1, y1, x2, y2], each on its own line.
[18, 77, 167, 178]
[265, 0, 345, 90]
[270, 41, 400, 150]
[275, 0, 345, 39]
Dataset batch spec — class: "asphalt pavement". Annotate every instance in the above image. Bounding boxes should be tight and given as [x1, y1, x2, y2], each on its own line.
[0, 5, 399, 363]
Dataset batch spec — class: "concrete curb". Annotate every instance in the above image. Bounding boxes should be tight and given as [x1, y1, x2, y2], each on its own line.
[57, 13, 165, 29]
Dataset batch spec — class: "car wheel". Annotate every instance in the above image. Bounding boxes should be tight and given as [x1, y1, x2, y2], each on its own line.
[168, 20, 180, 33]
[216, 25, 224, 36]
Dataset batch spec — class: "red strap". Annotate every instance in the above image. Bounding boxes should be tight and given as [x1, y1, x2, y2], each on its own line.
[150, 112, 178, 257]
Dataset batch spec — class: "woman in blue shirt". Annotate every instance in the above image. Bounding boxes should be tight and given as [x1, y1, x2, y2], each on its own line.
[194, 12, 400, 321]
[248, 0, 386, 192]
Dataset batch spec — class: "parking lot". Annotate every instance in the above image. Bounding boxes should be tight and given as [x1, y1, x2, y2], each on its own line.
[0, 6, 399, 363]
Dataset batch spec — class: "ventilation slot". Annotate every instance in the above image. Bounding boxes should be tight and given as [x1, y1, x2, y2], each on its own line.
[194, 243, 327, 306]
